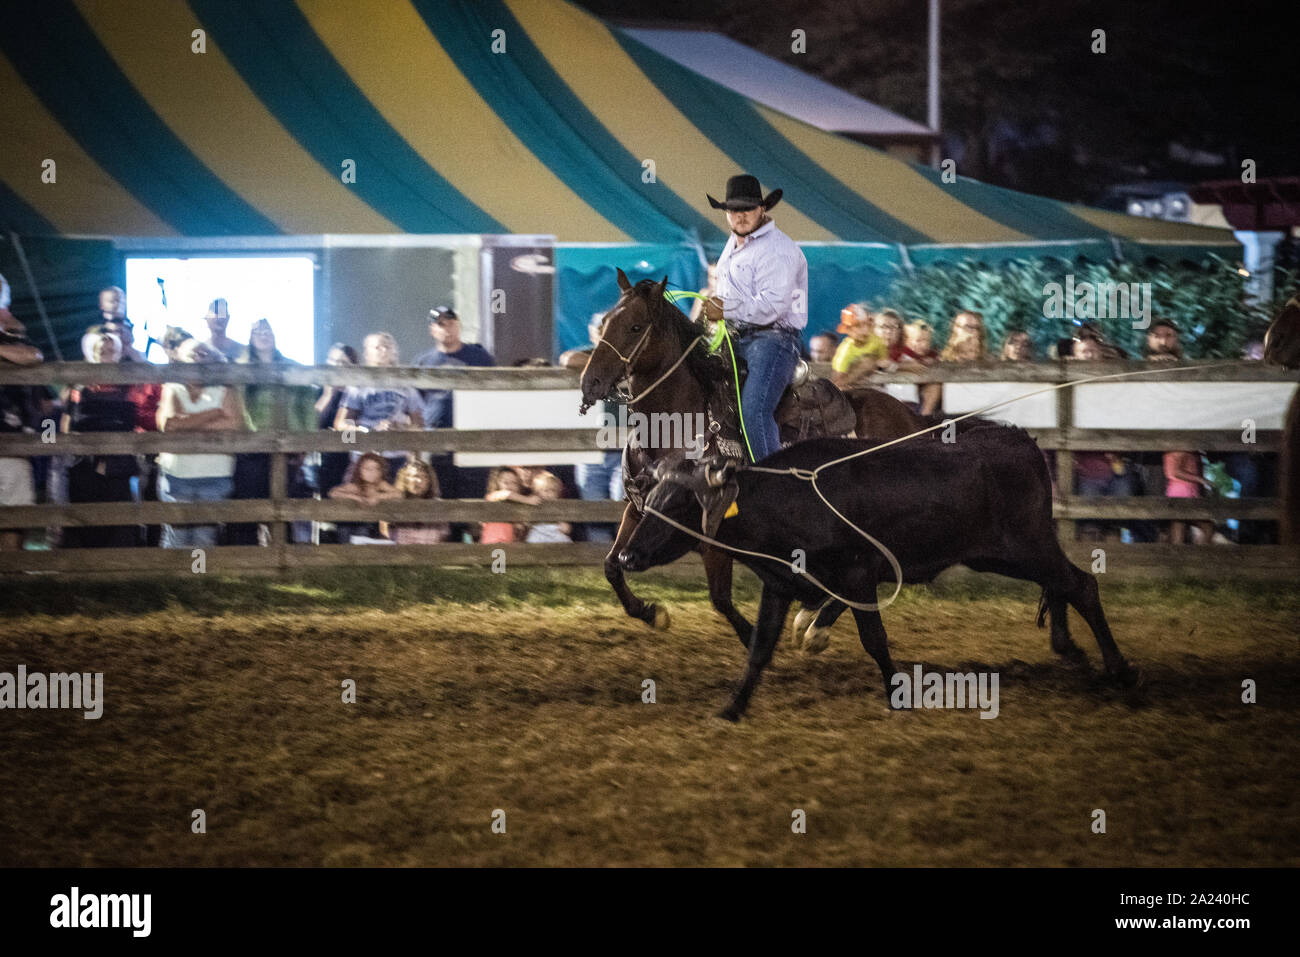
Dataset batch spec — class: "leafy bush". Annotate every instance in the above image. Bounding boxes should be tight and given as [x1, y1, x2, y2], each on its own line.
[884, 256, 1294, 359]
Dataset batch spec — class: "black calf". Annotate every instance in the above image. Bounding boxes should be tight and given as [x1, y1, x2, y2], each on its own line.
[619, 429, 1131, 720]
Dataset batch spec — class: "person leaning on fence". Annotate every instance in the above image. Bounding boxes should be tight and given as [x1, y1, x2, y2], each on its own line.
[480, 466, 535, 544]
[382, 460, 451, 545]
[335, 332, 425, 478]
[1145, 318, 1182, 362]
[1068, 337, 1139, 542]
[808, 332, 838, 364]
[1221, 337, 1278, 544]
[903, 319, 943, 415]
[1164, 449, 1214, 545]
[1130, 318, 1187, 537]
[524, 471, 572, 543]
[228, 318, 318, 546]
[559, 313, 625, 543]
[310, 343, 359, 543]
[1055, 320, 1128, 360]
[59, 330, 140, 548]
[161, 325, 194, 361]
[941, 310, 989, 362]
[830, 304, 887, 389]
[874, 309, 911, 366]
[155, 338, 244, 549]
[94, 295, 163, 546]
[415, 307, 495, 502]
[0, 281, 45, 552]
[202, 298, 245, 362]
[327, 451, 400, 543]
[1000, 330, 1033, 362]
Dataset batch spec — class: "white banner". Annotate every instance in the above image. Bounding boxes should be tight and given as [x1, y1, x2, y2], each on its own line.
[454, 389, 603, 467]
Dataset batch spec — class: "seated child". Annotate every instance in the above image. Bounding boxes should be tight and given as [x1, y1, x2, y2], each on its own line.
[383, 460, 451, 544]
[328, 452, 401, 541]
[480, 466, 536, 544]
[525, 471, 572, 543]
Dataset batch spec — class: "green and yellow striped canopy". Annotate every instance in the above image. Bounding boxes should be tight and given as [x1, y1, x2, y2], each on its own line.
[0, 0, 1237, 262]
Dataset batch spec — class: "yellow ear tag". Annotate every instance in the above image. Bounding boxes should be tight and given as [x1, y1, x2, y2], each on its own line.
[723, 501, 740, 519]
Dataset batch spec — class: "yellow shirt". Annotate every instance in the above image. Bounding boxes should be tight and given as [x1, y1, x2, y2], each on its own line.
[831, 335, 888, 373]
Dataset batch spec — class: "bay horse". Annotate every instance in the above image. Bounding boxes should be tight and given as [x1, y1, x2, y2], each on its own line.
[1264, 296, 1300, 544]
[577, 268, 929, 645]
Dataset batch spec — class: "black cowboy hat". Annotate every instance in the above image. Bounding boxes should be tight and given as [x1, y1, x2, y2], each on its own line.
[707, 174, 782, 211]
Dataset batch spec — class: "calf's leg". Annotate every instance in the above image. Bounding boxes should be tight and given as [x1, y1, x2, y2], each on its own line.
[802, 599, 847, 654]
[719, 585, 793, 722]
[851, 604, 898, 703]
[790, 604, 819, 649]
[1040, 590, 1086, 661]
[701, 545, 752, 647]
[1061, 563, 1132, 679]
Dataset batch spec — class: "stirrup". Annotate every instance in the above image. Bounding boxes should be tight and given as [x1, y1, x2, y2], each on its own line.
[791, 359, 811, 387]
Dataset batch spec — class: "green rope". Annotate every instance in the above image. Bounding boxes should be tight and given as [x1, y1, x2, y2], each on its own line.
[721, 323, 757, 462]
[663, 289, 756, 462]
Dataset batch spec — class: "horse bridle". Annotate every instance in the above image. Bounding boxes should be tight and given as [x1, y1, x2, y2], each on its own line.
[592, 297, 705, 406]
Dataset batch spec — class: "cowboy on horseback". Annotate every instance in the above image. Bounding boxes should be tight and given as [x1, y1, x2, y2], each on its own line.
[701, 175, 809, 462]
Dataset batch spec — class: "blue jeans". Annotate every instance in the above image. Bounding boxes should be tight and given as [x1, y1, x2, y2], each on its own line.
[158, 473, 234, 549]
[734, 327, 800, 461]
[576, 450, 625, 543]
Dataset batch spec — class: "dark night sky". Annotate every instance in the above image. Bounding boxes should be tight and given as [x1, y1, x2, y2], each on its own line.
[579, 0, 1299, 202]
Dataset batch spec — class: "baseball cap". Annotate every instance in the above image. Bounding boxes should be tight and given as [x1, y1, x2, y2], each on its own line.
[429, 306, 459, 322]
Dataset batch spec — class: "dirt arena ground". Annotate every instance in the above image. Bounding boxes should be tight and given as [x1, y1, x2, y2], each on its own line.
[0, 568, 1295, 867]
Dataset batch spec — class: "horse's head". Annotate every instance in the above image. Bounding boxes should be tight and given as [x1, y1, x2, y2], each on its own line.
[1264, 297, 1300, 370]
[578, 268, 671, 413]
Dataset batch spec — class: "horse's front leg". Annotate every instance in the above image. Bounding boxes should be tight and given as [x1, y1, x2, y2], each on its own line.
[605, 503, 670, 630]
[700, 545, 752, 647]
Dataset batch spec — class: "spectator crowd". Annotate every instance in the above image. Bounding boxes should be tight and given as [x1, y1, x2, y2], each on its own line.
[0, 279, 587, 551]
[810, 299, 1277, 546]
[0, 272, 1281, 552]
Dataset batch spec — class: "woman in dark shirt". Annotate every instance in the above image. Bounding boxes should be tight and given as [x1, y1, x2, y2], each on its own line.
[61, 331, 139, 548]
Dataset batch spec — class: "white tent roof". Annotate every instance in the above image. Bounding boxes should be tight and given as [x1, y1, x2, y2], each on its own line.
[620, 27, 935, 138]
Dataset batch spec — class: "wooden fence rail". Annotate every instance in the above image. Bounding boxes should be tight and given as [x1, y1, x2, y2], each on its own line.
[0, 360, 1293, 579]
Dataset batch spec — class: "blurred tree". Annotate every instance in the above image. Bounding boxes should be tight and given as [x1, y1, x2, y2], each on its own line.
[886, 257, 1287, 359]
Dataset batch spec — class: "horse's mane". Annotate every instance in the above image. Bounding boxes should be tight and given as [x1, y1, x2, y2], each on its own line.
[631, 279, 729, 386]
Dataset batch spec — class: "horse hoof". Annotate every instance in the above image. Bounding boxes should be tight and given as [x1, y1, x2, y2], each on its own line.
[789, 621, 805, 649]
[716, 704, 743, 723]
[802, 625, 832, 655]
[1113, 664, 1143, 688]
[792, 608, 817, 647]
[652, 605, 671, 630]
[1054, 642, 1087, 662]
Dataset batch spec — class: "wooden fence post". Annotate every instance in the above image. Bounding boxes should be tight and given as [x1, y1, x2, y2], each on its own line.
[268, 373, 288, 573]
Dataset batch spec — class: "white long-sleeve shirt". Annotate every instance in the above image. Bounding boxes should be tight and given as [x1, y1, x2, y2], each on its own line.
[714, 220, 808, 330]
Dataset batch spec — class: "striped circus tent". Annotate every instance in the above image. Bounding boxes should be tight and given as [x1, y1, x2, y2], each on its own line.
[0, 0, 1240, 350]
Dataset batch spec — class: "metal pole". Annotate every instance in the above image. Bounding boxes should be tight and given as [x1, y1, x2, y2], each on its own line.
[8, 232, 63, 361]
[927, 0, 942, 169]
